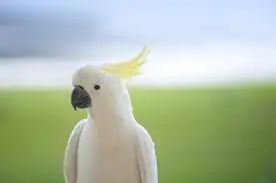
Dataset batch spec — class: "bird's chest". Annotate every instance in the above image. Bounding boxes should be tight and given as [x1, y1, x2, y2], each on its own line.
[79, 124, 134, 157]
[77, 123, 138, 183]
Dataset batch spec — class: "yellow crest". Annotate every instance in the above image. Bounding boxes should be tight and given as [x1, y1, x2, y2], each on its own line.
[102, 45, 150, 79]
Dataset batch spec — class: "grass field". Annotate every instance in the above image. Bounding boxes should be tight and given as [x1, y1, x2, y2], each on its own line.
[0, 84, 276, 183]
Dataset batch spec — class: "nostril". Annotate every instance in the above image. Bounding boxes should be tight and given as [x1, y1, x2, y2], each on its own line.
[77, 85, 85, 90]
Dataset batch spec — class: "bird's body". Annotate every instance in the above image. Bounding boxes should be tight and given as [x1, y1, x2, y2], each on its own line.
[63, 45, 157, 183]
[74, 118, 146, 183]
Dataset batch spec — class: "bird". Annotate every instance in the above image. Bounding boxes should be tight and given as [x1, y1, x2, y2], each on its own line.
[63, 45, 158, 183]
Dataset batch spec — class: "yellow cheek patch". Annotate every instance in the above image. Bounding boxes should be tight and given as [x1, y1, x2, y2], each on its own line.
[102, 45, 150, 79]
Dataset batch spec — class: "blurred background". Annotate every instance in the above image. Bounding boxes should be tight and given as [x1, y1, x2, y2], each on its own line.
[0, 0, 276, 183]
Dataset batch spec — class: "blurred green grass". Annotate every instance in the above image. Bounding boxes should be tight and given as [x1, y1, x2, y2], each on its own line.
[0, 84, 276, 183]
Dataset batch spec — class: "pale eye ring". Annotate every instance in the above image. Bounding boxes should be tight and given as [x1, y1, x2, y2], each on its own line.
[94, 84, 100, 90]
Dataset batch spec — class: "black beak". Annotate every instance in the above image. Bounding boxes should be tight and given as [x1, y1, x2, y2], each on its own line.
[71, 85, 91, 111]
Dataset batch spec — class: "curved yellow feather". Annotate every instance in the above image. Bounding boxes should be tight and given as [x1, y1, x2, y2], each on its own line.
[102, 45, 150, 79]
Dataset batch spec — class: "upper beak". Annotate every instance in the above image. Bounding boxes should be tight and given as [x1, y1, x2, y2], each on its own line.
[71, 85, 91, 111]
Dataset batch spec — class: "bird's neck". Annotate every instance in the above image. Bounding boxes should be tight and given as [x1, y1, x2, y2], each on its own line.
[86, 103, 135, 129]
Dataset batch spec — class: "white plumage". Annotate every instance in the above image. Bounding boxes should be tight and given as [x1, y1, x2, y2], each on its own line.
[63, 46, 158, 183]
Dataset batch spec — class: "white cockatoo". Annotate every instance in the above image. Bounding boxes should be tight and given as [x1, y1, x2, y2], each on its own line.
[63, 45, 158, 183]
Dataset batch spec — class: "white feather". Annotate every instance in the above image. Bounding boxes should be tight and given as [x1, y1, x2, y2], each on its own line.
[64, 64, 158, 183]
[136, 123, 158, 183]
[63, 119, 86, 183]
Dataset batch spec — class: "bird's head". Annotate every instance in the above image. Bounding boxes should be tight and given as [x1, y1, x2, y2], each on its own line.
[71, 45, 150, 115]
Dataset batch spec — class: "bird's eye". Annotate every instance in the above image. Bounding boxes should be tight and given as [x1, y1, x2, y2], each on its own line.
[94, 84, 100, 90]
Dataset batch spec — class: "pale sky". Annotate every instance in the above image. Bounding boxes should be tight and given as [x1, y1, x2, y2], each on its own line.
[0, 0, 275, 87]
[0, 0, 275, 57]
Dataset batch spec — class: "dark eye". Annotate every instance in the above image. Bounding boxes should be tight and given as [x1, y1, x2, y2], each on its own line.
[94, 84, 100, 90]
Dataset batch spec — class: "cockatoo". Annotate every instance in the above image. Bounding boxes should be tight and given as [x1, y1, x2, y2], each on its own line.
[63, 45, 158, 183]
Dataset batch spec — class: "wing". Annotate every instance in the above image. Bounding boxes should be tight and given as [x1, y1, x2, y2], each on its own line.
[63, 119, 87, 183]
[136, 124, 158, 183]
